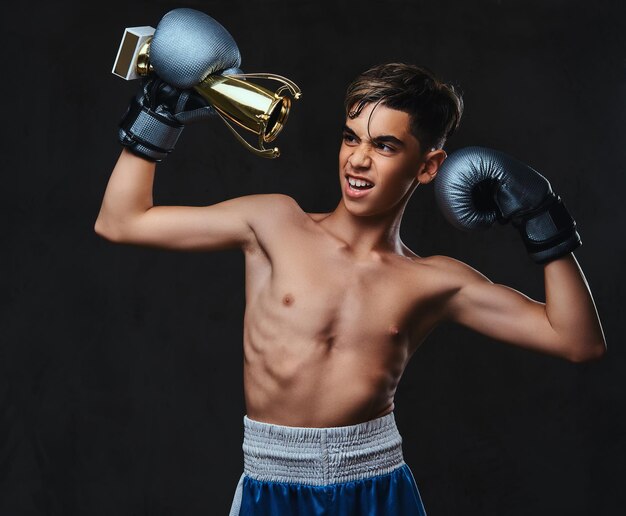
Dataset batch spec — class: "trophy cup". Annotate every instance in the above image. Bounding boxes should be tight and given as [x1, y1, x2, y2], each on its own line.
[112, 8, 301, 158]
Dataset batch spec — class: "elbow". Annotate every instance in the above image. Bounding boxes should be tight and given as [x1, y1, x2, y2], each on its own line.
[566, 341, 607, 363]
[94, 216, 124, 243]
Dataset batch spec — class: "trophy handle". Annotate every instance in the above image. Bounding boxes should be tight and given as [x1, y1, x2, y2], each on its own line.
[227, 73, 302, 100]
[214, 110, 281, 159]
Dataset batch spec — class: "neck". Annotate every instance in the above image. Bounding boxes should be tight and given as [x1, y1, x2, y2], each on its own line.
[322, 187, 416, 259]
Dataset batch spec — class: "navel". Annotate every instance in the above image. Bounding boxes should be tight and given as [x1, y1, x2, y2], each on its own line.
[283, 294, 294, 306]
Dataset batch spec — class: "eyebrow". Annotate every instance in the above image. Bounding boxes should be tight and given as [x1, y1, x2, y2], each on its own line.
[342, 124, 406, 148]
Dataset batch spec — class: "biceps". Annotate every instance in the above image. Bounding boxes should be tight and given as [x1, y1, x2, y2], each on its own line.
[119, 199, 255, 251]
[448, 282, 563, 356]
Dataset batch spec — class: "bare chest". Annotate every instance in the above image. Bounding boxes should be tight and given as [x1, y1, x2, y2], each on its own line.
[243, 224, 443, 352]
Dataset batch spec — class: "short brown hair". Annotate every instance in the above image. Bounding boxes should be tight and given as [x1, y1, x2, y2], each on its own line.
[344, 62, 464, 151]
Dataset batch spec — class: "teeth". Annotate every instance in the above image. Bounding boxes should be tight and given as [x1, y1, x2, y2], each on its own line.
[348, 176, 372, 188]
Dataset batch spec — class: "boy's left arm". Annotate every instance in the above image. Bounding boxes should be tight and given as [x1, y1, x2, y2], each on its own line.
[439, 253, 606, 362]
[433, 146, 606, 362]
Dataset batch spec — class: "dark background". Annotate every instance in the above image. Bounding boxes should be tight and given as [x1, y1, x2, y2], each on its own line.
[1, 0, 624, 514]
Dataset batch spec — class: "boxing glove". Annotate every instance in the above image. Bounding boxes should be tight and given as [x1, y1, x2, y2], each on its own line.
[118, 7, 243, 161]
[434, 146, 581, 264]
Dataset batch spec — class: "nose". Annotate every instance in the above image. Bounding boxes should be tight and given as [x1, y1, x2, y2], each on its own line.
[348, 144, 372, 169]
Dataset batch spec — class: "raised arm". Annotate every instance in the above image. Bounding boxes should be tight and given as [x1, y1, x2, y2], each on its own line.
[94, 148, 272, 251]
[95, 70, 287, 252]
[432, 146, 606, 362]
[437, 254, 606, 362]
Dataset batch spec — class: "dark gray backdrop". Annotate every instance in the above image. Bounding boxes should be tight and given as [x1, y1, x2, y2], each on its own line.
[1, 0, 624, 514]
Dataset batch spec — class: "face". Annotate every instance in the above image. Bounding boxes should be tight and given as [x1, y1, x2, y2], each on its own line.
[338, 101, 428, 217]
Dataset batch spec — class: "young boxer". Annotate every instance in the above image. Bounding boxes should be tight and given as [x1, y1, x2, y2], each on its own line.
[95, 62, 606, 515]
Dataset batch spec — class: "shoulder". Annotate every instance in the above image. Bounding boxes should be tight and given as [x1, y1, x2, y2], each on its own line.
[411, 254, 493, 289]
[423, 254, 478, 273]
[239, 193, 300, 211]
[402, 255, 495, 323]
[236, 193, 304, 221]
[238, 194, 310, 236]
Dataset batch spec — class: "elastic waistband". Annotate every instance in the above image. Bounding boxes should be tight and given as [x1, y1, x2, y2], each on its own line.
[242, 413, 405, 485]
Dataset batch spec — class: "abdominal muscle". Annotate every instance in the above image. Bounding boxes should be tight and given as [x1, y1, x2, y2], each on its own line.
[239, 210, 441, 428]
[243, 322, 406, 428]
[243, 334, 406, 428]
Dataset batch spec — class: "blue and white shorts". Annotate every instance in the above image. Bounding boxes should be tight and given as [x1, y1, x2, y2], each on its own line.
[229, 412, 427, 515]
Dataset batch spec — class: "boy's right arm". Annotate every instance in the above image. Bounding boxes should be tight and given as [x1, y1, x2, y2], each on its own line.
[94, 148, 281, 252]
[96, 71, 291, 252]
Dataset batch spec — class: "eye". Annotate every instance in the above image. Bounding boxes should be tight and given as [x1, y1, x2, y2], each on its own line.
[342, 133, 356, 143]
[375, 142, 395, 152]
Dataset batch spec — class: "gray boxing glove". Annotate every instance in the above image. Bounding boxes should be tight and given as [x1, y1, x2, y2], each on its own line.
[434, 146, 581, 264]
[118, 7, 243, 161]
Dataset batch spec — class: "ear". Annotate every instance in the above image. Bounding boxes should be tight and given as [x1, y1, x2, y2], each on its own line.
[416, 149, 447, 185]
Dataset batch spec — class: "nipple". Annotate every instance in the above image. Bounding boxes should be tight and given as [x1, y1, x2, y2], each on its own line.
[389, 325, 400, 336]
[283, 294, 294, 306]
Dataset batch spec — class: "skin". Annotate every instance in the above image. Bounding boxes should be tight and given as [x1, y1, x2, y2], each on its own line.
[95, 102, 606, 428]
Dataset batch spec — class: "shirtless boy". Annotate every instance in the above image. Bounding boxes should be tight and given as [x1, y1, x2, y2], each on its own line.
[95, 62, 606, 515]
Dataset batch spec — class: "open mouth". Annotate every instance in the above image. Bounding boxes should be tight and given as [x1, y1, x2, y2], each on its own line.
[345, 174, 374, 191]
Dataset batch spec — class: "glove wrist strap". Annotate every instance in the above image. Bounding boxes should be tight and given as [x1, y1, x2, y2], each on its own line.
[513, 194, 582, 264]
[118, 97, 184, 162]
